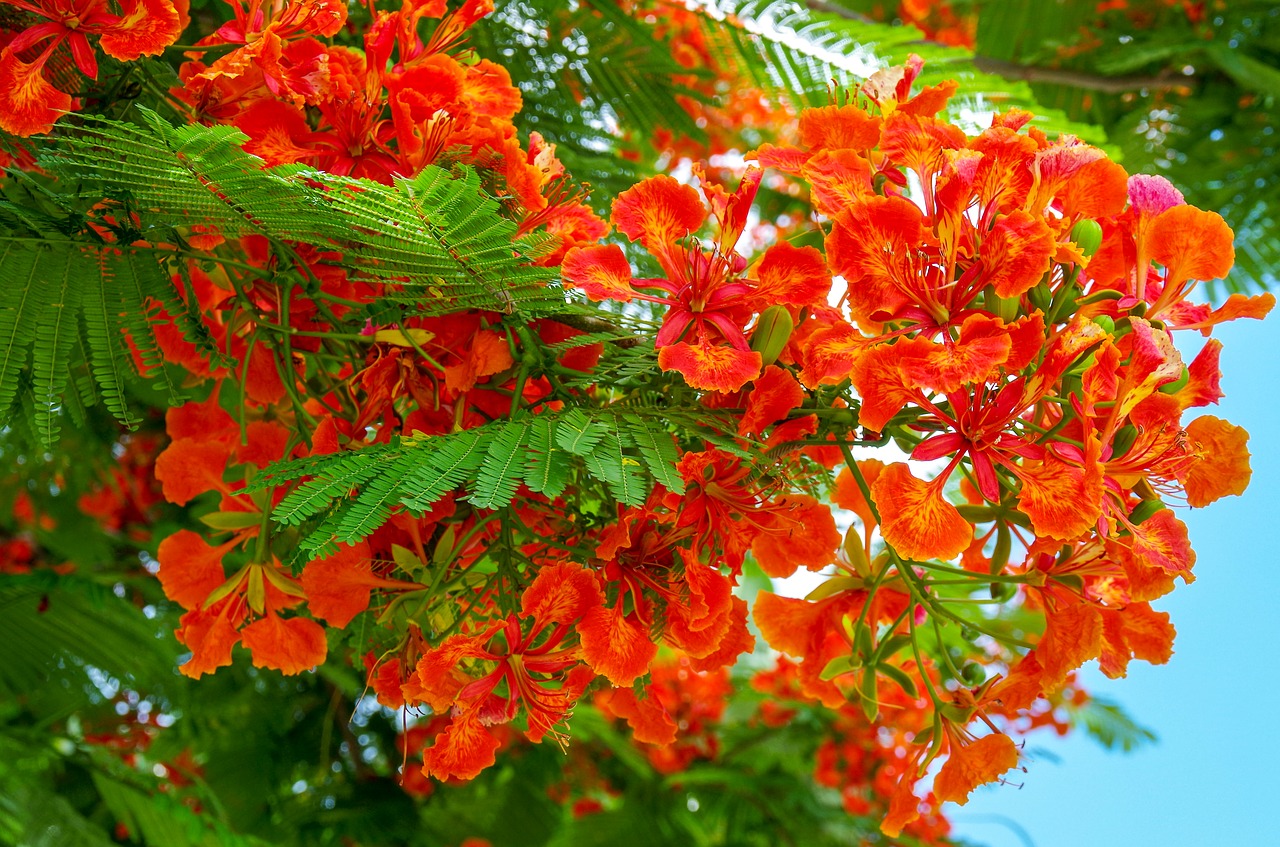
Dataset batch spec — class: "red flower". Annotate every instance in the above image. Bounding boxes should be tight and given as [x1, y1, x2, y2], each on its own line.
[0, 0, 182, 134]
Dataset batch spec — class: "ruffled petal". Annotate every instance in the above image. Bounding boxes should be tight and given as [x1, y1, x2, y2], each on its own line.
[561, 244, 635, 302]
[933, 734, 1020, 805]
[156, 530, 236, 610]
[240, 612, 328, 674]
[611, 174, 705, 250]
[579, 603, 657, 686]
[422, 710, 502, 781]
[0, 51, 73, 136]
[1184, 415, 1251, 507]
[658, 339, 762, 393]
[872, 464, 972, 561]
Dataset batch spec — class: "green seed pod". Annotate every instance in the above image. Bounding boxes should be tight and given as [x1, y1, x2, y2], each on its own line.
[1071, 219, 1104, 258]
[842, 526, 871, 579]
[749, 305, 795, 366]
[1028, 279, 1053, 313]
[858, 668, 880, 722]
[989, 581, 1017, 602]
[989, 524, 1012, 575]
[1052, 573, 1085, 592]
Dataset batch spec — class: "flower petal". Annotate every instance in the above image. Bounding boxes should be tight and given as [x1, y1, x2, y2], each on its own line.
[933, 734, 1020, 805]
[872, 464, 972, 561]
[240, 613, 328, 675]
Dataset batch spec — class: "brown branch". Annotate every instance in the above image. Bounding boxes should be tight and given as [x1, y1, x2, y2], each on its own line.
[803, 0, 875, 25]
[801, 0, 1184, 94]
[973, 55, 1182, 94]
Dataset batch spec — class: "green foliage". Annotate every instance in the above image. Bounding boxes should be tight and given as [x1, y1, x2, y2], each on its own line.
[40, 110, 561, 316]
[257, 405, 694, 556]
[696, 0, 1106, 141]
[1069, 695, 1158, 753]
[0, 229, 185, 444]
[0, 572, 179, 710]
[967, 0, 1280, 295]
[0, 107, 586, 444]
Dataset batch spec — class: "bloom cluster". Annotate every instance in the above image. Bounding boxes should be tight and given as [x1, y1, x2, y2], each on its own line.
[563, 56, 1270, 833]
[1, 0, 1269, 839]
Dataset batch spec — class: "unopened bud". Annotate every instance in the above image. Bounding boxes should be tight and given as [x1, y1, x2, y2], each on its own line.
[1128, 498, 1165, 525]
[1071, 219, 1104, 258]
[750, 305, 794, 366]
[1110, 424, 1139, 459]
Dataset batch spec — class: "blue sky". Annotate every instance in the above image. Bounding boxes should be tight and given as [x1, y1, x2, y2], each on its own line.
[950, 310, 1279, 846]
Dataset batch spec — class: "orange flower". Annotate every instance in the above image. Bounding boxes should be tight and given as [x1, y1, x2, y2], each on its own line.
[0, 0, 182, 135]
[300, 542, 422, 628]
[1183, 415, 1252, 507]
[932, 732, 1020, 805]
[871, 464, 972, 562]
[611, 174, 705, 256]
[561, 244, 636, 302]
[657, 339, 762, 393]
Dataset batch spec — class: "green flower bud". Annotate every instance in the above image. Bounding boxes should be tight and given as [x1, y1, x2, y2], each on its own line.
[1110, 424, 1139, 459]
[1071, 219, 1104, 258]
[960, 662, 986, 686]
[988, 581, 1017, 602]
[1128, 498, 1165, 526]
[750, 305, 795, 366]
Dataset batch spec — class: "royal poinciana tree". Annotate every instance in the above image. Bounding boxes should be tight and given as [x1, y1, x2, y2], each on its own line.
[0, 2, 1271, 846]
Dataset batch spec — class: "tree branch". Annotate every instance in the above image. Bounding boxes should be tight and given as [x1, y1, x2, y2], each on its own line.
[801, 0, 1183, 94]
[972, 56, 1181, 94]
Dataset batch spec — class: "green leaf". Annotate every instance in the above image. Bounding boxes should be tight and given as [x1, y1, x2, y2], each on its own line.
[622, 412, 684, 494]
[555, 408, 608, 455]
[469, 418, 533, 509]
[523, 417, 569, 498]
[1070, 695, 1157, 752]
[41, 111, 562, 317]
[399, 429, 489, 511]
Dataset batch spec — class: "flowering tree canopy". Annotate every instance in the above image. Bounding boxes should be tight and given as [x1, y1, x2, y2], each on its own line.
[0, 2, 1272, 846]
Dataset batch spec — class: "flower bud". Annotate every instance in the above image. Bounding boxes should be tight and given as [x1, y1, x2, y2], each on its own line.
[1071, 219, 1104, 258]
[1128, 498, 1165, 526]
[749, 305, 794, 366]
[1110, 424, 1139, 459]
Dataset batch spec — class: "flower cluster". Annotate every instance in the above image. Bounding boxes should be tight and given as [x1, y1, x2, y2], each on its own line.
[558, 57, 1270, 834]
[2, 0, 1268, 837]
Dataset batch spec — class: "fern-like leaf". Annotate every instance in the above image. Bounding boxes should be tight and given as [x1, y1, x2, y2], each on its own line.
[470, 419, 533, 509]
[42, 111, 564, 317]
[523, 417, 569, 498]
[556, 408, 609, 455]
[0, 242, 53, 417]
[271, 450, 396, 527]
[399, 429, 490, 511]
[581, 419, 646, 506]
[695, 1, 1106, 141]
[622, 412, 685, 495]
[30, 248, 83, 445]
[334, 452, 421, 544]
